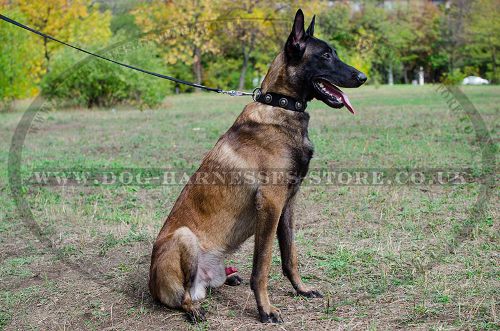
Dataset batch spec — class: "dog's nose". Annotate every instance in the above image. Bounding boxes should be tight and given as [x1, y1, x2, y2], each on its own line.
[356, 72, 367, 84]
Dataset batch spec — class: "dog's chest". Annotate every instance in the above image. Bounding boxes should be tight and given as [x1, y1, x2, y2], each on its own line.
[290, 130, 314, 179]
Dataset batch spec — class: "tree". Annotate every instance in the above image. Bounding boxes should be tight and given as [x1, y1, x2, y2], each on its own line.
[320, 2, 391, 83]
[0, 9, 42, 109]
[319, 3, 354, 56]
[440, 0, 472, 73]
[395, 1, 441, 83]
[225, 1, 325, 89]
[134, 0, 220, 90]
[351, 3, 389, 83]
[219, 4, 273, 90]
[468, 0, 499, 83]
[14, 0, 112, 72]
[215, 1, 292, 90]
[98, 0, 142, 36]
[134, 0, 323, 90]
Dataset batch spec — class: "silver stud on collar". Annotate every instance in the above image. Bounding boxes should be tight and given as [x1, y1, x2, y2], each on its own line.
[279, 98, 288, 107]
[264, 94, 272, 103]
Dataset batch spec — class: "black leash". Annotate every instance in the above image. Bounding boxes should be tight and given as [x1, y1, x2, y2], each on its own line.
[0, 14, 253, 97]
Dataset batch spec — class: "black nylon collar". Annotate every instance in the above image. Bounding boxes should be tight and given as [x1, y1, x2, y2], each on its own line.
[253, 88, 307, 112]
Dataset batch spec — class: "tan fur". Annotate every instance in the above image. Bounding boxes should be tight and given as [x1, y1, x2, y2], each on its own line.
[149, 50, 318, 322]
[147, 5, 370, 320]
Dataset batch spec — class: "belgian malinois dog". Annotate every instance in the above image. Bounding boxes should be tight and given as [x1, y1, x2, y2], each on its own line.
[149, 9, 367, 323]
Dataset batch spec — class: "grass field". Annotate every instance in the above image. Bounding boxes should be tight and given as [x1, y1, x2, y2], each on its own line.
[0, 85, 498, 330]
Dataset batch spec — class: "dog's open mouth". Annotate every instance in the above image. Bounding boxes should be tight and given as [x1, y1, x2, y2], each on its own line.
[313, 79, 355, 114]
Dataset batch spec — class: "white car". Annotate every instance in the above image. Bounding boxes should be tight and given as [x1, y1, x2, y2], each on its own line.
[462, 76, 490, 85]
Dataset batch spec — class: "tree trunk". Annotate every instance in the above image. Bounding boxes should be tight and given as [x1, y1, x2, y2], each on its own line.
[44, 36, 50, 72]
[492, 46, 497, 84]
[193, 46, 202, 93]
[238, 46, 250, 90]
[42, 8, 51, 72]
[449, 51, 454, 73]
[387, 63, 394, 85]
[238, 33, 256, 90]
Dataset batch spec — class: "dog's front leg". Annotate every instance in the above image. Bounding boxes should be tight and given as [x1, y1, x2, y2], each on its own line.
[277, 198, 323, 298]
[250, 187, 286, 323]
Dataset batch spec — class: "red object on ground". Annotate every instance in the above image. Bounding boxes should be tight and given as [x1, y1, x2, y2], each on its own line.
[225, 266, 238, 276]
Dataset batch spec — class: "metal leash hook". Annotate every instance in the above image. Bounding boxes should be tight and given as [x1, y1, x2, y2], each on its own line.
[219, 89, 255, 97]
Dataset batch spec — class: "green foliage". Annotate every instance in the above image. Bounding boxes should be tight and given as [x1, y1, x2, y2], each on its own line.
[41, 40, 172, 109]
[7, 0, 112, 76]
[110, 13, 141, 36]
[204, 58, 245, 90]
[441, 69, 466, 86]
[468, 0, 500, 83]
[1, 0, 499, 107]
[319, 3, 352, 55]
[319, 1, 485, 85]
[0, 9, 40, 107]
[165, 62, 196, 93]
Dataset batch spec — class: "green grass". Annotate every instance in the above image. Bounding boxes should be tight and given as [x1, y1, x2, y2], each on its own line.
[0, 85, 498, 330]
[0, 256, 35, 278]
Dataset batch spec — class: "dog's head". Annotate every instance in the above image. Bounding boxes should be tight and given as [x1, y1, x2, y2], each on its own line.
[284, 9, 367, 113]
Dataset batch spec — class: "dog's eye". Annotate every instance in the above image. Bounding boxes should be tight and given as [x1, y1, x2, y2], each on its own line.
[322, 52, 332, 60]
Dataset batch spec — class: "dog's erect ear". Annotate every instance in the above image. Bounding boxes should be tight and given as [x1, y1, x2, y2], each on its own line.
[285, 9, 307, 59]
[306, 15, 315, 37]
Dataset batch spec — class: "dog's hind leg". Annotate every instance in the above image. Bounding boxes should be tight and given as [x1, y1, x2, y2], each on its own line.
[154, 226, 205, 322]
[182, 291, 206, 323]
[173, 227, 207, 322]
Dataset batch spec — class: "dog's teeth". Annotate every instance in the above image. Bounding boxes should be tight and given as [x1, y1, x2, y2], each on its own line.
[320, 85, 336, 99]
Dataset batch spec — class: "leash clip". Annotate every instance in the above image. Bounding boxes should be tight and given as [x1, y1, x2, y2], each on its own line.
[227, 90, 240, 97]
[220, 89, 255, 97]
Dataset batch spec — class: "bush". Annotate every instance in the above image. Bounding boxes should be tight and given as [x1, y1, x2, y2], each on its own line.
[41, 39, 172, 109]
[204, 58, 242, 90]
[440, 69, 466, 86]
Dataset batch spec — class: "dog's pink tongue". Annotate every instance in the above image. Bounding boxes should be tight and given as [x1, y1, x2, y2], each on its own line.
[325, 83, 355, 114]
[339, 92, 355, 114]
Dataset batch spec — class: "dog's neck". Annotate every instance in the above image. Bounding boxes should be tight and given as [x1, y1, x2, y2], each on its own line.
[260, 52, 309, 102]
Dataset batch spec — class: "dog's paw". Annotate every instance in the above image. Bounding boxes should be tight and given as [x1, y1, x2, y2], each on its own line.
[297, 289, 323, 298]
[225, 273, 242, 286]
[259, 306, 283, 323]
[185, 307, 207, 324]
